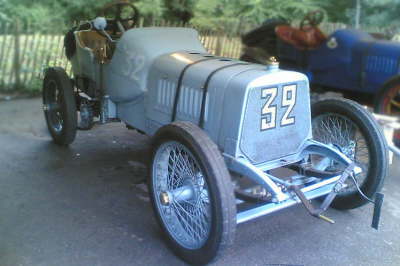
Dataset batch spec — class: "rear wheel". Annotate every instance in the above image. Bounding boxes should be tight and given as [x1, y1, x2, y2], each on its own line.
[311, 98, 388, 209]
[149, 122, 236, 265]
[42, 67, 77, 146]
[374, 76, 400, 147]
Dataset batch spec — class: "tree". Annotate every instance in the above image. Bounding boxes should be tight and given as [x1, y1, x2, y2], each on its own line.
[192, 0, 324, 30]
[318, 0, 353, 24]
[1, 0, 399, 32]
[0, 0, 69, 31]
[319, 0, 400, 29]
[135, 0, 163, 23]
[162, 0, 196, 23]
[362, 0, 400, 28]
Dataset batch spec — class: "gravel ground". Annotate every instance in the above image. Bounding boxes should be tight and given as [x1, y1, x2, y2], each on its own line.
[0, 98, 399, 266]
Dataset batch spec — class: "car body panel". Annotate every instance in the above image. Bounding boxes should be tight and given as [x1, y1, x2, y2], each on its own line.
[71, 26, 311, 166]
[145, 50, 311, 164]
[105, 27, 206, 103]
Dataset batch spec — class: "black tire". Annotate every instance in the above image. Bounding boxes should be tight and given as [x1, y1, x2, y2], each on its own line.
[311, 98, 388, 209]
[149, 122, 236, 265]
[43, 67, 77, 146]
[374, 76, 400, 146]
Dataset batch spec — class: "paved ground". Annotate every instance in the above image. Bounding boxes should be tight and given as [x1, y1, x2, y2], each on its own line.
[0, 98, 399, 266]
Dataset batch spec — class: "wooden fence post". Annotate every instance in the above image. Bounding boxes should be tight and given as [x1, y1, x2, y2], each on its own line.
[13, 20, 21, 90]
[215, 33, 223, 56]
[0, 22, 10, 87]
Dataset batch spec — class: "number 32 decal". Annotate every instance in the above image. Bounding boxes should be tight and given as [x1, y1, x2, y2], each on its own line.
[261, 85, 297, 131]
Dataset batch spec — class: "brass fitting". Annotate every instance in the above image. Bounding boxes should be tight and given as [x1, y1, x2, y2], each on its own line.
[160, 192, 170, 206]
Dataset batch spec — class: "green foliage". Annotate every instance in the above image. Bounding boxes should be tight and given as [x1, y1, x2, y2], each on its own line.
[162, 0, 196, 23]
[362, 0, 400, 28]
[0, 0, 66, 31]
[135, 0, 163, 22]
[0, 0, 399, 32]
[320, 0, 400, 29]
[318, 0, 353, 24]
[191, 0, 324, 30]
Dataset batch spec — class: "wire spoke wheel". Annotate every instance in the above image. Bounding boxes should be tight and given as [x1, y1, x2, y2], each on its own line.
[149, 122, 236, 264]
[153, 141, 212, 249]
[312, 98, 387, 209]
[312, 113, 369, 193]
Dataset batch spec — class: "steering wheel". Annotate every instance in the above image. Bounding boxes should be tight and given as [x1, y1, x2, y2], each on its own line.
[300, 10, 324, 31]
[97, 1, 139, 35]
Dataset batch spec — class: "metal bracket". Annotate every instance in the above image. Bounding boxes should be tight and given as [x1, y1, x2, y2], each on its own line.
[291, 163, 355, 224]
[301, 139, 352, 165]
[224, 154, 289, 202]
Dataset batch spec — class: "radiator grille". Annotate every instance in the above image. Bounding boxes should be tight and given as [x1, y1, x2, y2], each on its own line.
[157, 79, 175, 108]
[156, 79, 206, 120]
[366, 55, 397, 74]
[240, 81, 311, 164]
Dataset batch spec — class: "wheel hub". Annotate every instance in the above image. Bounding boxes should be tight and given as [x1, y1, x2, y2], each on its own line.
[342, 141, 356, 159]
[159, 184, 195, 206]
[159, 191, 170, 206]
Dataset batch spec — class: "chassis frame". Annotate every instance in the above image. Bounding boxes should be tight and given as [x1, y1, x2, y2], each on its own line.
[205, 138, 358, 224]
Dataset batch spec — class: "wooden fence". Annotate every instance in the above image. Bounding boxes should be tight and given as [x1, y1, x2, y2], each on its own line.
[0, 20, 243, 92]
[0, 25, 70, 92]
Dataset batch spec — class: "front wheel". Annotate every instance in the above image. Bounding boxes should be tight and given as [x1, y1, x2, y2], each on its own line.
[149, 122, 236, 265]
[311, 98, 388, 209]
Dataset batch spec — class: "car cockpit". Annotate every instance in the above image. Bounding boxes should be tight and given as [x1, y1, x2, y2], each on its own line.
[73, 1, 139, 63]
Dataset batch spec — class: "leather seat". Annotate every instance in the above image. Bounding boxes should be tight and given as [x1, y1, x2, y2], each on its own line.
[75, 31, 115, 62]
[275, 25, 326, 50]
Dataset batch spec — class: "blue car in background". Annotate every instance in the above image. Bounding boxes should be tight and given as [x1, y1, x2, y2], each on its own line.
[241, 11, 400, 144]
[278, 29, 400, 94]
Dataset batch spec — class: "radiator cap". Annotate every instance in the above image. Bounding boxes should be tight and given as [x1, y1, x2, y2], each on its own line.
[266, 56, 279, 72]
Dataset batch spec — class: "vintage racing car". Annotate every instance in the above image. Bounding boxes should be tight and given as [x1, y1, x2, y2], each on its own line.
[43, 2, 388, 264]
[241, 11, 400, 146]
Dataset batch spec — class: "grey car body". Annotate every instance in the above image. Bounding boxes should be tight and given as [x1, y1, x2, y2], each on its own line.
[72, 27, 310, 168]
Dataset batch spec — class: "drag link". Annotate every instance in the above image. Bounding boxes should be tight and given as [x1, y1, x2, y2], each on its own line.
[290, 163, 355, 224]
